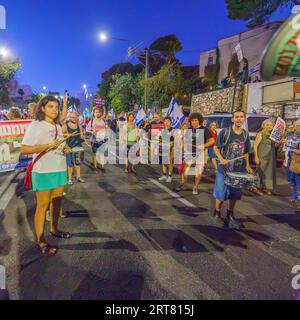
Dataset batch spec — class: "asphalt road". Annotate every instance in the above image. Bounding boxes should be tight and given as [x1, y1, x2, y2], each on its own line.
[0, 149, 300, 300]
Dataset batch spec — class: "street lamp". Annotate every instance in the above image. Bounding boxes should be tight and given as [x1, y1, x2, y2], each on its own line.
[99, 32, 108, 42]
[0, 46, 10, 59]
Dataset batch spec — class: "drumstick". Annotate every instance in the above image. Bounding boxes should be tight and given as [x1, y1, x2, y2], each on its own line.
[47, 131, 80, 152]
[227, 154, 248, 162]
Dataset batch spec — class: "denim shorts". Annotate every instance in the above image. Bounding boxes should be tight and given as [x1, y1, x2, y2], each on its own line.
[213, 171, 243, 201]
[66, 152, 83, 167]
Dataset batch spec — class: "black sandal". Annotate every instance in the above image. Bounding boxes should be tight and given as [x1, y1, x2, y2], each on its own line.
[38, 243, 58, 256]
[50, 231, 72, 239]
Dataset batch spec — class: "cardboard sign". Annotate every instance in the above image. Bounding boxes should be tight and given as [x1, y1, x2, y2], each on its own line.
[270, 117, 286, 144]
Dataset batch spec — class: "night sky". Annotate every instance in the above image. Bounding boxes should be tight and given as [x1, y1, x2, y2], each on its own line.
[0, 0, 291, 97]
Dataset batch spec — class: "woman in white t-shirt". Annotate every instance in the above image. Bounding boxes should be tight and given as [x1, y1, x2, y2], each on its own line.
[21, 95, 72, 256]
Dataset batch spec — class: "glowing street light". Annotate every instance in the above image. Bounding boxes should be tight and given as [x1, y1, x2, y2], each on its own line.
[83, 84, 87, 89]
[0, 46, 10, 59]
[42, 86, 47, 91]
[99, 32, 108, 42]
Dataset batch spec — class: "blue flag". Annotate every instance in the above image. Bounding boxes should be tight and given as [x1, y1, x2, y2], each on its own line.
[166, 97, 185, 129]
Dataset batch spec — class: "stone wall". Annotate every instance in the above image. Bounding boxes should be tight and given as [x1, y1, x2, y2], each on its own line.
[191, 86, 245, 114]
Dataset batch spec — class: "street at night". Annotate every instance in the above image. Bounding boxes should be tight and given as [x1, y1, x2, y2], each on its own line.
[1, 149, 299, 300]
[1, 0, 300, 306]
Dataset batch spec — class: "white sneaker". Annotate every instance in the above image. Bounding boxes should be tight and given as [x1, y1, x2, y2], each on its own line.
[192, 187, 199, 195]
[166, 176, 172, 183]
[46, 210, 51, 222]
[159, 175, 167, 181]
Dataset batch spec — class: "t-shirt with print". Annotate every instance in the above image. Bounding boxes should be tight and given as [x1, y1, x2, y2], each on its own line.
[216, 127, 251, 174]
[22, 121, 67, 174]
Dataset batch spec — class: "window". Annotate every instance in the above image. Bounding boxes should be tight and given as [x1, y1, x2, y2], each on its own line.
[207, 56, 214, 65]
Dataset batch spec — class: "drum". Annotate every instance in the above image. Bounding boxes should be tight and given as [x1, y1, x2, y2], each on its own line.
[224, 172, 258, 189]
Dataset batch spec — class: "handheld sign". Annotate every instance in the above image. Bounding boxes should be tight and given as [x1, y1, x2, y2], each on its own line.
[270, 117, 286, 144]
[261, 11, 300, 81]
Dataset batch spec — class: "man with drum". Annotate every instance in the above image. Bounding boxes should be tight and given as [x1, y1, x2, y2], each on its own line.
[212, 110, 253, 229]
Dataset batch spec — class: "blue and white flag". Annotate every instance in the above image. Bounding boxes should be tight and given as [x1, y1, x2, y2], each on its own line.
[134, 105, 147, 127]
[147, 112, 154, 121]
[166, 97, 185, 129]
[249, 63, 261, 76]
[108, 109, 115, 117]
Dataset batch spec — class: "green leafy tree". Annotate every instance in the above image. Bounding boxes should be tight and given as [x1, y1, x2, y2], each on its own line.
[226, 0, 300, 28]
[31, 93, 45, 103]
[109, 73, 144, 113]
[0, 60, 21, 106]
[97, 62, 143, 105]
[142, 64, 184, 108]
[149, 34, 183, 65]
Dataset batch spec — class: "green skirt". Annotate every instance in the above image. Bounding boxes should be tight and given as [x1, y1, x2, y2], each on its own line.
[32, 171, 67, 191]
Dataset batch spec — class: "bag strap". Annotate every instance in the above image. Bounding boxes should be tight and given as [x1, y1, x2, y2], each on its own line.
[31, 125, 58, 167]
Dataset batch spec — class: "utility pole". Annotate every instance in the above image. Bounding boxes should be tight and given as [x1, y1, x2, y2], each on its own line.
[145, 48, 149, 112]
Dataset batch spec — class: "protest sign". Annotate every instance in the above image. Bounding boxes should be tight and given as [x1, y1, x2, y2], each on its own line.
[0, 120, 32, 172]
[270, 117, 286, 144]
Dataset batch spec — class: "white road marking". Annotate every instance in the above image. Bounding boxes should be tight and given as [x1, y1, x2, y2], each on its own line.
[148, 178, 196, 208]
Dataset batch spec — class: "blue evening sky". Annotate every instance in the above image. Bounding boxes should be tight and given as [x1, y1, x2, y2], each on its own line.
[0, 0, 291, 96]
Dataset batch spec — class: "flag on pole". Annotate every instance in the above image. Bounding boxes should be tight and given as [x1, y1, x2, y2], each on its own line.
[249, 63, 261, 76]
[166, 97, 185, 129]
[134, 105, 147, 127]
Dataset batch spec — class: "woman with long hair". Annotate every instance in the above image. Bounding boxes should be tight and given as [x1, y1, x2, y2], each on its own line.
[21, 95, 72, 255]
[123, 113, 139, 173]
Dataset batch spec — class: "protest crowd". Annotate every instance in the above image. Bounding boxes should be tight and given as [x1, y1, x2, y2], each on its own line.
[0, 93, 299, 256]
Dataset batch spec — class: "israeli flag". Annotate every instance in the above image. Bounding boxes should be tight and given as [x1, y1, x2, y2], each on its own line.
[147, 112, 154, 120]
[134, 105, 147, 127]
[249, 63, 261, 76]
[166, 97, 185, 129]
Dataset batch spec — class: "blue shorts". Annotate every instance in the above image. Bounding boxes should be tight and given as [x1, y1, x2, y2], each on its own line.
[213, 171, 243, 201]
[66, 152, 83, 167]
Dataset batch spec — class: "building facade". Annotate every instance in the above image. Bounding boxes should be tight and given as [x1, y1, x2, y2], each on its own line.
[199, 22, 282, 82]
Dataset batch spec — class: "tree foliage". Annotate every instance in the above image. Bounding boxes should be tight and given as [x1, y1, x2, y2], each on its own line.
[0, 60, 21, 106]
[109, 73, 144, 114]
[149, 34, 183, 65]
[226, 0, 299, 28]
[142, 64, 184, 108]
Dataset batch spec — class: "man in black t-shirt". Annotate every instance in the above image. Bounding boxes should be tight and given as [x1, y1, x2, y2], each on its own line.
[175, 112, 214, 195]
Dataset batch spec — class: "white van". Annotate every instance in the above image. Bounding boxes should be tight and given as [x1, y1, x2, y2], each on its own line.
[204, 113, 270, 144]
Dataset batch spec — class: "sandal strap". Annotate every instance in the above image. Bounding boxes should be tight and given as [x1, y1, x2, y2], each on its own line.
[50, 231, 72, 239]
[38, 244, 57, 255]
